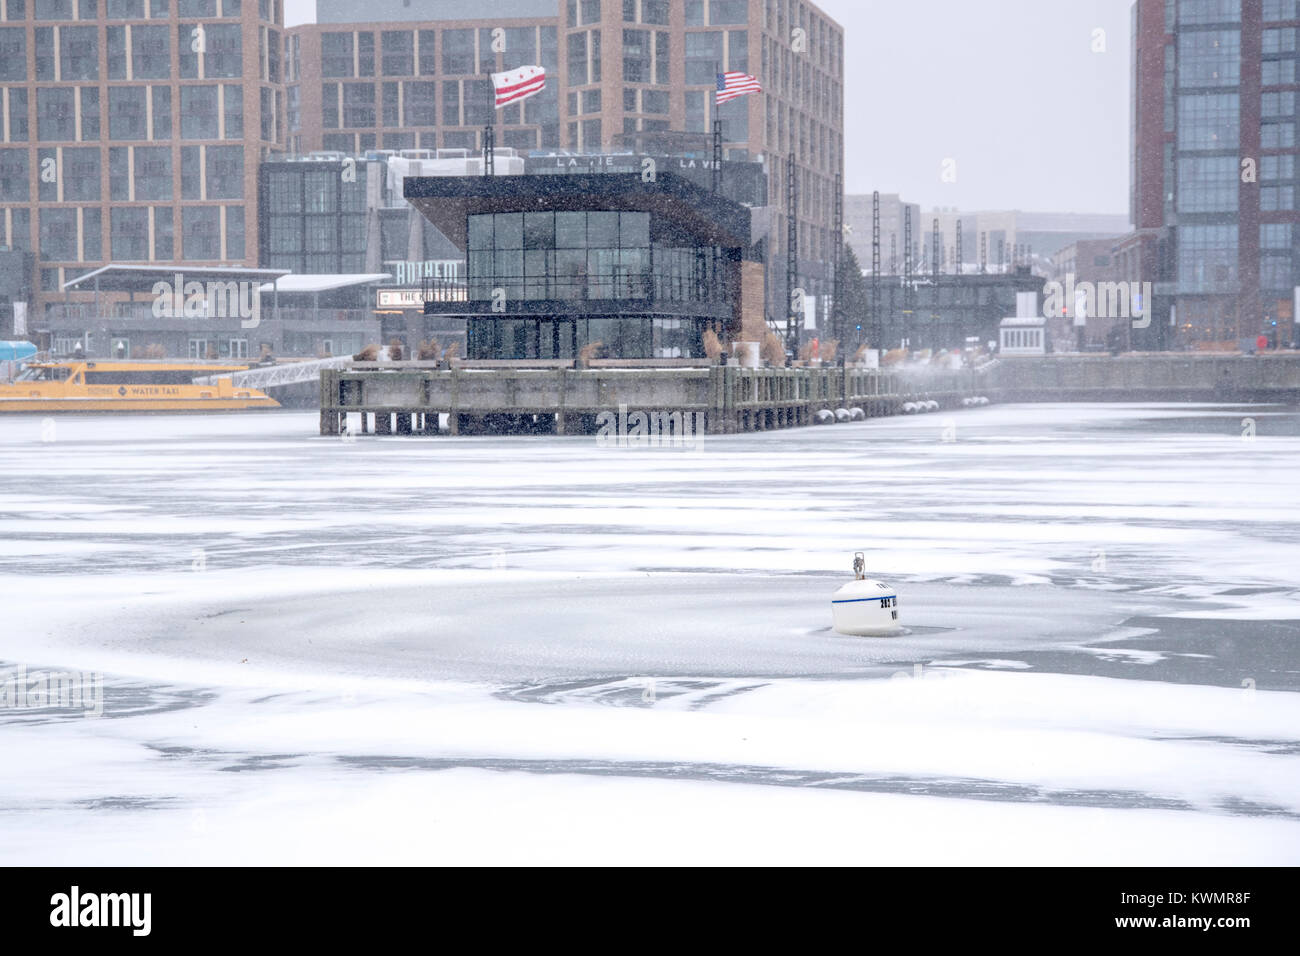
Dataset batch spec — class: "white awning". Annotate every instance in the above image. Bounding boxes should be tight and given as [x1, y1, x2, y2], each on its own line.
[258, 274, 391, 294]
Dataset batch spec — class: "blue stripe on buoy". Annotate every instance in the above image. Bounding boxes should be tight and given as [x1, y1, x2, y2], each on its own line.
[832, 596, 897, 604]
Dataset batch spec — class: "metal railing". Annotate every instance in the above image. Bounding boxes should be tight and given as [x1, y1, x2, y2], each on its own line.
[421, 273, 732, 307]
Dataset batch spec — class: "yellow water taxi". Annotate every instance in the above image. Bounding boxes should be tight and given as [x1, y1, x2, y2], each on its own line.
[0, 360, 280, 412]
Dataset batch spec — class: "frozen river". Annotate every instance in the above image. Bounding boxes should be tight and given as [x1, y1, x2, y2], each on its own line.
[2, 403, 1298, 864]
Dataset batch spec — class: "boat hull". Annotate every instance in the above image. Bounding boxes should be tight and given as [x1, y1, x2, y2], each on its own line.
[0, 360, 280, 412]
[0, 397, 279, 412]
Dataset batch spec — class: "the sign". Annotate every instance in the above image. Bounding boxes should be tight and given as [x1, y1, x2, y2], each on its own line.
[377, 289, 426, 308]
[376, 287, 467, 309]
[390, 260, 463, 285]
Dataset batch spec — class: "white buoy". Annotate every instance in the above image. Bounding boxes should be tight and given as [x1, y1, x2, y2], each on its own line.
[831, 553, 902, 636]
[834, 407, 851, 423]
[849, 407, 866, 421]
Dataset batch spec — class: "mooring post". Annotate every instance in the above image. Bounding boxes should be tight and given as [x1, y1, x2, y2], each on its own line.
[555, 367, 567, 435]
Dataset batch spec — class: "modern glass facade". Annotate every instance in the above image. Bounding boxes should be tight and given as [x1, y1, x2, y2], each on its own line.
[261, 161, 369, 274]
[1131, 0, 1300, 344]
[463, 208, 736, 359]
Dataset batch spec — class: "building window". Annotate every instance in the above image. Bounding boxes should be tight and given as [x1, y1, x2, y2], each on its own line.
[206, 23, 242, 78]
[132, 24, 171, 79]
[108, 86, 148, 140]
[1177, 30, 1240, 88]
[1179, 0, 1242, 25]
[404, 80, 436, 126]
[1264, 0, 1299, 21]
[685, 32, 722, 85]
[342, 82, 375, 127]
[441, 81, 461, 126]
[205, 145, 243, 199]
[0, 149, 29, 201]
[39, 208, 77, 261]
[468, 210, 653, 302]
[1262, 58, 1296, 86]
[110, 206, 149, 261]
[63, 147, 99, 201]
[322, 32, 353, 77]
[685, 89, 707, 132]
[1262, 223, 1292, 248]
[79, 86, 99, 139]
[59, 25, 97, 80]
[180, 85, 219, 139]
[35, 26, 54, 81]
[37, 87, 76, 141]
[624, 29, 650, 83]
[1262, 186, 1296, 210]
[382, 30, 413, 76]
[182, 206, 220, 260]
[711, 0, 747, 24]
[154, 206, 173, 259]
[1176, 155, 1237, 212]
[132, 146, 172, 200]
[1262, 90, 1295, 117]
[322, 83, 339, 128]
[223, 83, 241, 138]
[1177, 223, 1238, 294]
[728, 30, 748, 73]
[357, 31, 375, 76]
[567, 31, 588, 86]
[1177, 93, 1239, 150]
[464, 78, 493, 126]
[225, 205, 244, 258]
[1262, 121, 1296, 148]
[1263, 27, 1296, 54]
[417, 29, 437, 74]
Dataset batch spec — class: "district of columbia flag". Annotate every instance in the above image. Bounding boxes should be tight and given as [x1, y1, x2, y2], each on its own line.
[716, 71, 762, 105]
[492, 66, 546, 109]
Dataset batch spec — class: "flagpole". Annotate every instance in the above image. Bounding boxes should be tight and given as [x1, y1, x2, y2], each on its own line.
[484, 62, 495, 178]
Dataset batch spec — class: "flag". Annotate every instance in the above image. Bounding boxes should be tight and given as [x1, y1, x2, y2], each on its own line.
[492, 66, 546, 109]
[716, 71, 762, 105]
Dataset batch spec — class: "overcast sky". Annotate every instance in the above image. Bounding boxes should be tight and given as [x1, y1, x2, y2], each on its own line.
[286, 0, 1134, 218]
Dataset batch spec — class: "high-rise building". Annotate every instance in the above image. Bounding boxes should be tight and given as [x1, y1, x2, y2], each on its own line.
[283, 1, 560, 156]
[1130, 0, 1300, 347]
[285, 0, 845, 324]
[0, 0, 287, 338]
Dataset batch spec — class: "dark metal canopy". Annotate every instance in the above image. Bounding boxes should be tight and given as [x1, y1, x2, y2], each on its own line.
[403, 172, 753, 252]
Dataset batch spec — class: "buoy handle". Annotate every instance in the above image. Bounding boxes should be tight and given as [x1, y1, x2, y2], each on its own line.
[853, 552, 865, 580]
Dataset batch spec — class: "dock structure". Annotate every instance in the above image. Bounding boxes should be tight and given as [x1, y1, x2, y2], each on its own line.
[319, 362, 986, 437]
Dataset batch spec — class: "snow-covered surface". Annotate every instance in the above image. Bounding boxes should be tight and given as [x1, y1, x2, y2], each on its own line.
[2, 403, 1298, 865]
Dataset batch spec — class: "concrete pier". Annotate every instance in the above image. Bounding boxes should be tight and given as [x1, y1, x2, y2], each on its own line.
[319, 361, 985, 437]
[988, 353, 1300, 403]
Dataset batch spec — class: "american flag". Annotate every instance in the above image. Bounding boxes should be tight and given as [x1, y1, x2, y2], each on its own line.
[716, 71, 762, 105]
[492, 66, 546, 109]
